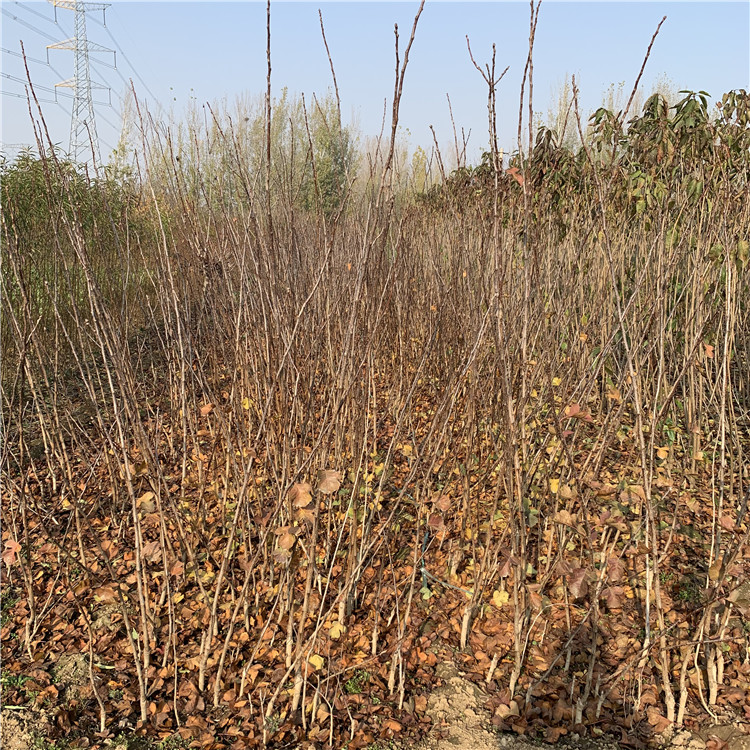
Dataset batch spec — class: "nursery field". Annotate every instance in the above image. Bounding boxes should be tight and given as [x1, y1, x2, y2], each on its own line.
[2, 5, 749, 749]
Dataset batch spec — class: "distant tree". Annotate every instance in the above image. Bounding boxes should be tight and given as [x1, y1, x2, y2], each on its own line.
[409, 146, 430, 194]
[299, 93, 357, 219]
[546, 75, 579, 151]
[648, 73, 680, 108]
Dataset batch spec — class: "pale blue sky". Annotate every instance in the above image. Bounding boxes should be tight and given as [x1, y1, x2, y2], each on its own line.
[2, 1, 748, 164]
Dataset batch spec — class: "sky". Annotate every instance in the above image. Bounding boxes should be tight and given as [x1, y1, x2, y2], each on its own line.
[2, 1, 749, 166]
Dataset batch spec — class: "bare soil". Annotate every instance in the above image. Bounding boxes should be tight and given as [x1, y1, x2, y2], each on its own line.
[1, 706, 51, 750]
[413, 662, 750, 750]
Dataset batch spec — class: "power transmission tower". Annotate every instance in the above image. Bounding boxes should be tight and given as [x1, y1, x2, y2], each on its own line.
[46, 0, 113, 164]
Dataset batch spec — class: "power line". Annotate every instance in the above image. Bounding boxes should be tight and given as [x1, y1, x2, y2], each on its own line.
[6, 2, 145, 163]
[13, 0, 59, 27]
[2, 89, 61, 106]
[1, 45, 66, 79]
[2, 71, 74, 99]
[106, 58, 133, 91]
[46, 0, 114, 164]
[64, 7, 157, 101]
[96, 108, 120, 134]
[2, 50, 123, 108]
[100, 22, 157, 103]
[1, 8, 60, 42]
[82, 7, 136, 94]
[2, 87, 74, 118]
[89, 59, 122, 103]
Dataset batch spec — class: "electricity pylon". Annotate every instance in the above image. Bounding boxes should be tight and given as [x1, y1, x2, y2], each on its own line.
[46, 0, 113, 164]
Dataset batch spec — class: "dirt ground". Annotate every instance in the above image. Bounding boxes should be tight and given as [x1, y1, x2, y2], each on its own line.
[1, 705, 52, 750]
[1, 652, 91, 750]
[413, 663, 750, 750]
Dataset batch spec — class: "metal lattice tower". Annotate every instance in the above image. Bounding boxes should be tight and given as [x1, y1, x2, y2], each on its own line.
[47, 0, 112, 164]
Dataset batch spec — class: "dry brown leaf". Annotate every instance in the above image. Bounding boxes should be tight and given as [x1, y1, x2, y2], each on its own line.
[568, 567, 590, 599]
[602, 586, 623, 610]
[708, 560, 722, 581]
[595, 483, 618, 497]
[559, 483, 576, 499]
[646, 707, 672, 733]
[607, 556, 626, 582]
[295, 507, 315, 525]
[137, 491, 156, 514]
[719, 515, 735, 531]
[606, 386, 622, 402]
[289, 482, 313, 508]
[428, 513, 444, 529]
[546, 727, 568, 742]
[93, 584, 118, 603]
[564, 403, 593, 422]
[2, 538, 21, 567]
[553, 509, 576, 526]
[318, 470, 342, 495]
[506, 166, 524, 186]
[552, 697, 572, 722]
[435, 494, 451, 512]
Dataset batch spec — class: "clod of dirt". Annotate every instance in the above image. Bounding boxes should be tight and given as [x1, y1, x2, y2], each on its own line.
[695, 726, 750, 750]
[52, 651, 91, 702]
[666, 730, 707, 750]
[416, 662, 623, 750]
[417, 662, 500, 750]
[659, 726, 750, 750]
[0, 706, 51, 750]
[92, 602, 124, 632]
[555, 732, 620, 750]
